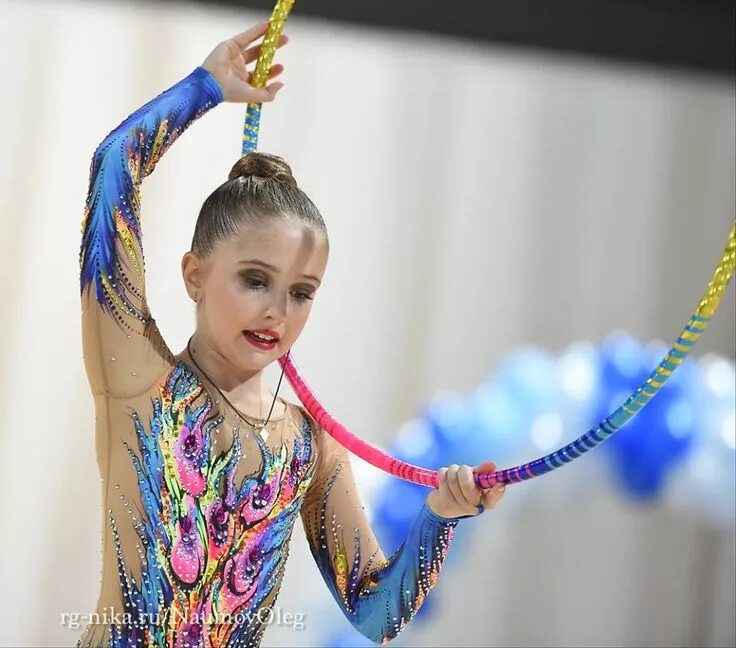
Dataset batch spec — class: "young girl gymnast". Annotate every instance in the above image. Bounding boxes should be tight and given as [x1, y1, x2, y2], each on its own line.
[77, 21, 507, 647]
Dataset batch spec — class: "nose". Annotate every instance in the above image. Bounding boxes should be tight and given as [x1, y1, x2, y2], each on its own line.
[264, 291, 287, 322]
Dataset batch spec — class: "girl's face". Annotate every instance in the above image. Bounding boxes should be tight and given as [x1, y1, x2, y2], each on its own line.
[182, 219, 328, 373]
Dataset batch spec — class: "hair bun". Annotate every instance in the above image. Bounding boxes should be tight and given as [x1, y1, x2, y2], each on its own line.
[228, 152, 297, 187]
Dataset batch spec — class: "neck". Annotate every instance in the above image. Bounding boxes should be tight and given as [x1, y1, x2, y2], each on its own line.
[186, 333, 272, 416]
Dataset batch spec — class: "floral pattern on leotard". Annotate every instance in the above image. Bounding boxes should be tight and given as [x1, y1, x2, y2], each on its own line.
[104, 362, 315, 646]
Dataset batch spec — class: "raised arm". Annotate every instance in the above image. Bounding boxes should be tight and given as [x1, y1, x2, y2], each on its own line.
[301, 427, 474, 644]
[79, 22, 286, 397]
[80, 66, 224, 397]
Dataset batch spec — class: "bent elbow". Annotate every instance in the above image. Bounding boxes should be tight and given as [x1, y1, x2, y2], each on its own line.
[353, 620, 405, 646]
[91, 131, 124, 171]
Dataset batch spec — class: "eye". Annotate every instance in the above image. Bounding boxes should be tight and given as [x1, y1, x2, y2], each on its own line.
[291, 290, 314, 303]
[242, 273, 267, 290]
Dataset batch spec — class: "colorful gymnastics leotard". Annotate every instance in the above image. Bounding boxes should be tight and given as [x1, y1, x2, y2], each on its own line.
[77, 65, 462, 647]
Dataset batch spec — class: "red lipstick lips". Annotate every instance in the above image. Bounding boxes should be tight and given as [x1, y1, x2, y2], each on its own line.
[243, 329, 280, 350]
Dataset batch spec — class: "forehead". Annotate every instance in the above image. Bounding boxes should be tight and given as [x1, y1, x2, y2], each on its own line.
[217, 219, 328, 278]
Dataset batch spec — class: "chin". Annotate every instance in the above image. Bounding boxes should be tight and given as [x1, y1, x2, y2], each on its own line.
[239, 338, 278, 364]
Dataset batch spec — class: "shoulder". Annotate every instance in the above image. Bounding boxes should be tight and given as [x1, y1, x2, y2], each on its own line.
[288, 403, 347, 468]
[287, 400, 322, 439]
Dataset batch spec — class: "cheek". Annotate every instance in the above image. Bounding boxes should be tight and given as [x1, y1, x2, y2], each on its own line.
[284, 305, 312, 340]
[211, 282, 237, 311]
[206, 280, 255, 324]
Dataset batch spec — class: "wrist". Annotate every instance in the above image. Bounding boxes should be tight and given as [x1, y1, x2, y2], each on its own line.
[425, 492, 461, 521]
[192, 66, 225, 104]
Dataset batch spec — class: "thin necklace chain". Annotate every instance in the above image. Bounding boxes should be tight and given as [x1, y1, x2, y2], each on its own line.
[186, 336, 287, 436]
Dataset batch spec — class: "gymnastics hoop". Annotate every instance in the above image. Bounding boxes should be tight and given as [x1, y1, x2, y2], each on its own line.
[242, 0, 736, 489]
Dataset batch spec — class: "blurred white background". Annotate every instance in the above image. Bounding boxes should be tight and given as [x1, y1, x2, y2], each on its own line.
[0, 0, 733, 646]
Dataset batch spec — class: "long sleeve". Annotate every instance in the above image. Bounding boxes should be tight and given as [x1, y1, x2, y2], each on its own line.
[79, 66, 224, 397]
[300, 424, 462, 645]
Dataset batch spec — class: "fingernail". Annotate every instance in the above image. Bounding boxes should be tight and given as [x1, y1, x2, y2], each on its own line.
[498, 484, 506, 492]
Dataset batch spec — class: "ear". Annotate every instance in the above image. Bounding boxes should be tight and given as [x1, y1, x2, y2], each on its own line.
[181, 251, 203, 302]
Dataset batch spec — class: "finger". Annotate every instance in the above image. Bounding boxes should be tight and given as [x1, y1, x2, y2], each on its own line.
[242, 34, 289, 64]
[444, 465, 466, 509]
[246, 64, 284, 85]
[236, 80, 283, 104]
[437, 467, 452, 505]
[268, 64, 284, 79]
[474, 461, 497, 480]
[474, 461, 498, 489]
[474, 461, 497, 472]
[481, 482, 506, 510]
[457, 465, 480, 506]
[437, 467, 449, 495]
[260, 81, 284, 102]
[230, 21, 270, 49]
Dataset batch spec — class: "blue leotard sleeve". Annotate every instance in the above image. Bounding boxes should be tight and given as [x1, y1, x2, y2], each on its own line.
[300, 424, 463, 644]
[80, 66, 224, 396]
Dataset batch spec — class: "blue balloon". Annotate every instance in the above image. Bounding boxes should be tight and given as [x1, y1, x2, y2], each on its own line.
[595, 333, 698, 500]
[556, 341, 602, 423]
[493, 346, 558, 416]
[373, 478, 427, 552]
[667, 356, 735, 526]
[325, 629, 375, 647]
[464, 382, 527, 465]
[320, 334, 731, 648]
[392, 417, 444, 469]
[423, 394, 474, 460]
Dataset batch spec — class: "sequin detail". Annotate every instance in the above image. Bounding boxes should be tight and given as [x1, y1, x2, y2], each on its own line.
[79, 67, 223, 330]
[80, 362, 315, 646]
[78, 64, 463, 647]
[302, 458, 459, 644]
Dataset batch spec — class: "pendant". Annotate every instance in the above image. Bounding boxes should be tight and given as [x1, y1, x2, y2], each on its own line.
[258, 426, 269, 442]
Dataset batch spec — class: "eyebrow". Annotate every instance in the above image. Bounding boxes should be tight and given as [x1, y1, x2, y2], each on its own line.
[237, 258, 321, 285]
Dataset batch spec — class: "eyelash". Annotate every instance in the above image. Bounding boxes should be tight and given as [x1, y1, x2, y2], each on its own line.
[243, 276, 314, 303]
